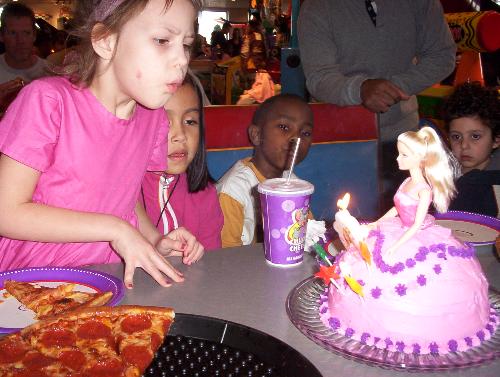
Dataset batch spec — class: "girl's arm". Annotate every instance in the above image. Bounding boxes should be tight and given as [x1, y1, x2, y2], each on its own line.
[0, 155, 183, 288]
[385, 188, 432, 256]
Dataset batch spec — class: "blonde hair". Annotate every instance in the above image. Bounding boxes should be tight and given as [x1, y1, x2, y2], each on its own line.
[397, 127, 460, 213]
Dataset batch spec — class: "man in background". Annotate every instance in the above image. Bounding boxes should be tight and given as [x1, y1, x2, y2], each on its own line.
[0, 2, 48, 112]
[298, 0, 456, 211]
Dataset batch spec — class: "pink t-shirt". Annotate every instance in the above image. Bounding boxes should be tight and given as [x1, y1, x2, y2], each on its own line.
[141, 172, 223, 250]
[0, 76, 168, 270]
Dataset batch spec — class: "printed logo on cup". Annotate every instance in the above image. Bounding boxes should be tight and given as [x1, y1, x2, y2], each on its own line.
[286, 206, 308, 252]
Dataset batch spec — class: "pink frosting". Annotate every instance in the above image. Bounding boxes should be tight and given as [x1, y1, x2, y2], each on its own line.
[319, 234, 496, 354]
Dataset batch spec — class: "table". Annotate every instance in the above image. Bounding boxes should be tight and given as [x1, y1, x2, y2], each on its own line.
[92, 244, 500, 377]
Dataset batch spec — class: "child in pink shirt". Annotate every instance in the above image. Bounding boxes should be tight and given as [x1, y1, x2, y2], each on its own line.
[141, 75, 223, 250]
[0, 0, 204, 289]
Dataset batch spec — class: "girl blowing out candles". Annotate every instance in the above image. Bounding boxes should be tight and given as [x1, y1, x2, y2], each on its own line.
[0, 0, 203, 289]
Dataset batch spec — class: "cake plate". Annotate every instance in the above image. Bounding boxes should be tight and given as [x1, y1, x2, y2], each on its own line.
[286, 277, 500, 372]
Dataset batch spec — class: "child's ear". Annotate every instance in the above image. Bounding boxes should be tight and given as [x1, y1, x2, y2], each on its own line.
[248, 124, 261, 146]
[91, 23, 117, 61]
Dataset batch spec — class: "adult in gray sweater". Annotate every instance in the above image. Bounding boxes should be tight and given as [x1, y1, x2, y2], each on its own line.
[298, 0, 456, 210]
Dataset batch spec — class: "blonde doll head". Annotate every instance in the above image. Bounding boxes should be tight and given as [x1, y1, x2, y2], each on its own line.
[397, 127, 460, 213]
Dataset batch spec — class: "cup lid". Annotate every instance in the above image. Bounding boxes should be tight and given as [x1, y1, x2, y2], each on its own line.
[258, 178, 314, 196]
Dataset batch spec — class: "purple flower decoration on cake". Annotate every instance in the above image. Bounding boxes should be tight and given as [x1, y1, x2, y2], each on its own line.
[395, 283, 407, 296]
[396, 341, 405, 353]
[390, 262, 405, 274]
[373, 337, 381, 345]
[384, 337, 393, 348]
[429, 342, 439, 354]
[405, 258, 416, 268]
[371, 287, 382, 299]
[433, 264, 442, 275]
[477, 330, 485, 341]
[320, 306, 328, 314]
[437, 252, 447, 260]
[465, 337, 473, 347]
[345, 328, 354, 338]
[357, 279, 365, 286]
[412, 343, 421, 354]
[448, 340, 458, 352]
[417, 274, 427, 286]
[360, 332, 371, 344]
[328, 317, 341, 330]
[415, 249, 427, 262]
[486, 324, 494, 334]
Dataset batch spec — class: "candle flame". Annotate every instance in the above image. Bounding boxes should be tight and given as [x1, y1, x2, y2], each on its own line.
[337, 193, 351, 210]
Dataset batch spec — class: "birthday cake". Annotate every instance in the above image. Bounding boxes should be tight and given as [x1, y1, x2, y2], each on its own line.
[318, 197, 498, 355]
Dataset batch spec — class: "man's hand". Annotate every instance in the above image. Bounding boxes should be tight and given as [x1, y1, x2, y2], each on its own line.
[360, 79, 410, 113]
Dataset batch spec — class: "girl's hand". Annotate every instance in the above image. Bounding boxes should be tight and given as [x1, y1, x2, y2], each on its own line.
[157, 227, 205, 265]
[111, 223, 184, 289]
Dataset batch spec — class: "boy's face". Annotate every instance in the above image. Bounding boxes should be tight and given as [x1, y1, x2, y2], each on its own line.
[0, 16, 36, 67]
[448, 116, 499, 173]
[251, 98, 313, 178]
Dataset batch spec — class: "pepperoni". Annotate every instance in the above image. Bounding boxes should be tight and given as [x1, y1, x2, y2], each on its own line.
[120, 315, 151, 334]
[122, 344, 152, 370]
[23, 351, 54, 369]
[150, 332, 162, 351]
[59, 350, 86, 371]
[40, 328, 76, 348]
[0, 337, 28, 363]
[76, 320, 112, 339]
[86, 358, 123, 377]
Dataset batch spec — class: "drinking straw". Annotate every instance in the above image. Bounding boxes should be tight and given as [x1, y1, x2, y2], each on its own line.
[286, 137, 301, 184]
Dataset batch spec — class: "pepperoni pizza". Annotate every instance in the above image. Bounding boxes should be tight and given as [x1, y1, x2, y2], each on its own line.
[3, 280, 113, 319]
[0, 305, 174, 377]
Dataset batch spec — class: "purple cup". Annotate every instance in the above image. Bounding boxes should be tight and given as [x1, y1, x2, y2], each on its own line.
[258, 178, 314, 267]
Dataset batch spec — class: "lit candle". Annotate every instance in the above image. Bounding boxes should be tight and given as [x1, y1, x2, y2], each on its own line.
[333, 193, 367, 247]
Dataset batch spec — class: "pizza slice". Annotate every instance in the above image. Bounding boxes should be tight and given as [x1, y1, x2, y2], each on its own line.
[3, 279, 113, 319]
[0, 305, 175, 377]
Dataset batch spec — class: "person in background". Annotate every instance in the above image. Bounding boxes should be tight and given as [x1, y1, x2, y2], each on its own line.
[298, 0, 456, 211]
[210, 21, 231, 58]
[227, 27, 242, 57]
[0, 2, 49, 111]
[141, 74, 223, 251]
[443, 82, 500, 217]
[0, 0, 204, 288]
[0, 2, 48, 84]
[240, 18, 267, 75]
[217, 94, 313, 247]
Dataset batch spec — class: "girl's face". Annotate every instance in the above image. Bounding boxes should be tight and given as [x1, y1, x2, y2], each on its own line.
[103, 0, 196, 109]
[165, 83, 200, 175]
[396, 141, 422, 171]
[448, 116, 499, 173]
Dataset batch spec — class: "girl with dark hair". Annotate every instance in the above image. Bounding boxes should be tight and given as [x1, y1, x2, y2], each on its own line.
[141, 74, 223, 250]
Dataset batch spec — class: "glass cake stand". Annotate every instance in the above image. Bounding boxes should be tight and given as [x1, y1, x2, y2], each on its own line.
[286, 277, 500, 372]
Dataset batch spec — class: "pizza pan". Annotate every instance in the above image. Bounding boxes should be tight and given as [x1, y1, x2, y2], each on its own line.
[145, 313, 322, 377]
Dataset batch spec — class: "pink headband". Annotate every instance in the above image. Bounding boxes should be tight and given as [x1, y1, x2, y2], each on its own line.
[93, 0, 127, 22]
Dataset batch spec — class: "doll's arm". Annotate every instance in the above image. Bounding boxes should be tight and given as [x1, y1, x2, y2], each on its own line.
[385, 188, 431, 256]
[0, 155, 183, 288]
[377, 206, 398, 221]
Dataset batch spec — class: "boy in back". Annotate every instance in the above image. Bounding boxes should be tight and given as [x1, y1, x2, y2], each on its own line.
[216, 94, 313, 247]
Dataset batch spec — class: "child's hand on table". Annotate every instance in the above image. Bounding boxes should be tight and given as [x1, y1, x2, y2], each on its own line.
[157, 227, 205, 265]
[111, 223, 184, 289]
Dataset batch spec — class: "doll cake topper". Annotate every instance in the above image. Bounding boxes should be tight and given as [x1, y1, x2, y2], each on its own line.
[315, 128, 494, 355]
